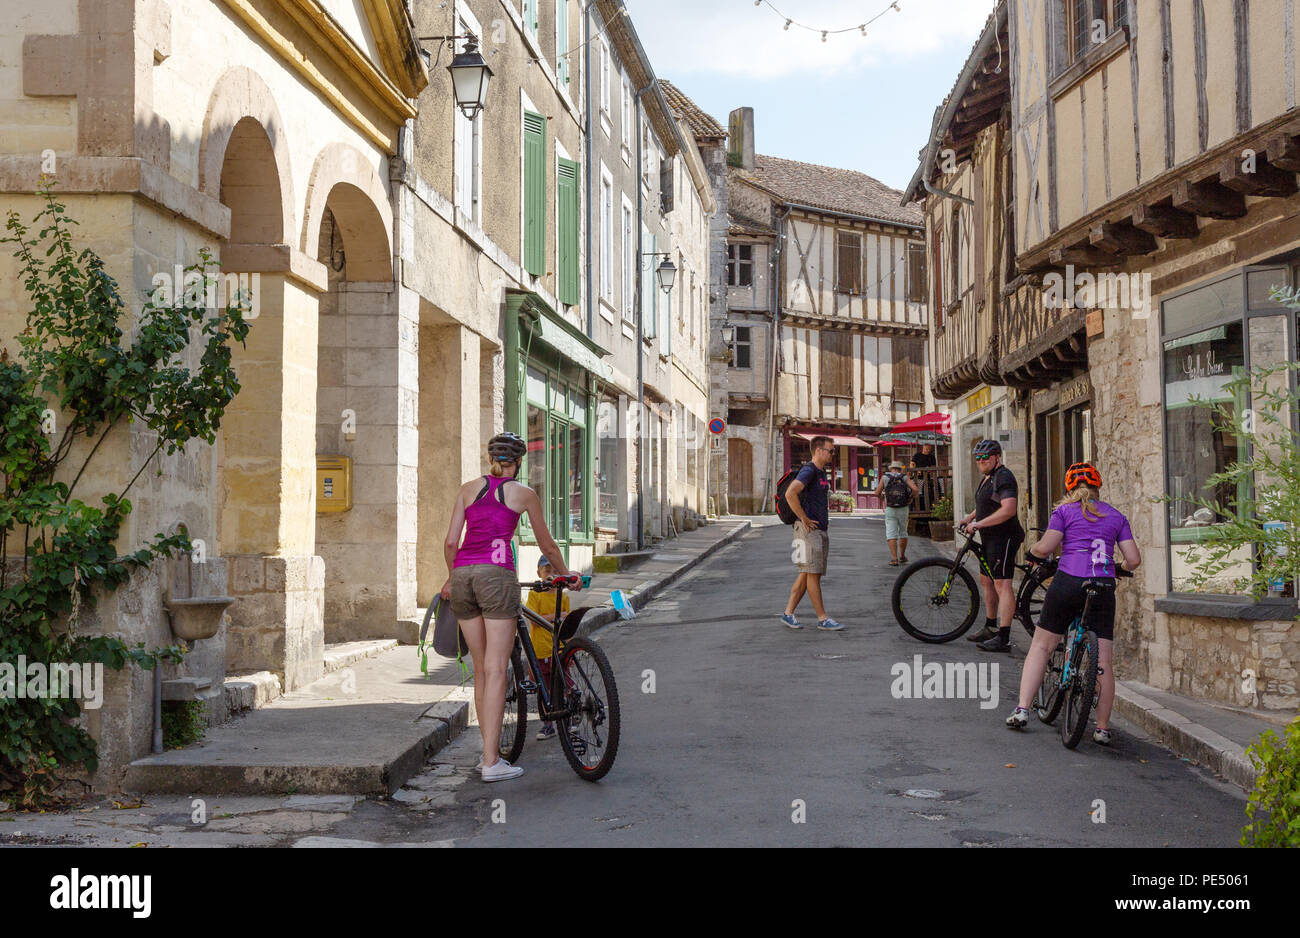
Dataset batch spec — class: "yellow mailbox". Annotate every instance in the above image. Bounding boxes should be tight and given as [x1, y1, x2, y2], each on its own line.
[317, 456, 352, 512]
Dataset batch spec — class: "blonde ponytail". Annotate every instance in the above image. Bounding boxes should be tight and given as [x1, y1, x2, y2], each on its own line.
[1055, 484, 1104, 520]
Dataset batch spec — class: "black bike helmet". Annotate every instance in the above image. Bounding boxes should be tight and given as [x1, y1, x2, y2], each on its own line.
[972, 438, 1002, 458]
[487, 431, 528, 463]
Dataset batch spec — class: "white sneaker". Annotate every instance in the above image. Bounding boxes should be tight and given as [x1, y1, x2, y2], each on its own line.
[480, 758, 524, 782]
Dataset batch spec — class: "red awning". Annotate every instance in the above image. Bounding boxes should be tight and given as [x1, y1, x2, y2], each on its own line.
[792, 432, 873, 448]
[887, 411, 954, 435]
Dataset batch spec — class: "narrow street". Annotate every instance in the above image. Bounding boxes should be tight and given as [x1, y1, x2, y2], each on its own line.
[343, 517, 1245, 847]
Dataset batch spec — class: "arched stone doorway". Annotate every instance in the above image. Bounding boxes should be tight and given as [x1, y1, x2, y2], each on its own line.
[305, 148, 417, 642]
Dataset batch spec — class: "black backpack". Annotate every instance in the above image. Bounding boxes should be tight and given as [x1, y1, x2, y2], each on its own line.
[883, 472, 911, 508]
[773, 464, 807, 524]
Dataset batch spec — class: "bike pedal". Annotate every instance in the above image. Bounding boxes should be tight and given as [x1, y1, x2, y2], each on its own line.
[519, 680, 538, 691]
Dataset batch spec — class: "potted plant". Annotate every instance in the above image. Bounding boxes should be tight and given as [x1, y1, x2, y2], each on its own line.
[929, 493, 955, 542]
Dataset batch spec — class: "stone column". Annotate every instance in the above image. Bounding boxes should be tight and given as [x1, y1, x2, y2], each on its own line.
[417, 321, 483, 601]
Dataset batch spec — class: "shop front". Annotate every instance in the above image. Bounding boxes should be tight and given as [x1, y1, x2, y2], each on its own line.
[505, 291, 611, 573]
[1029, 371, 1092, 531]
[784, 428, 874, 510]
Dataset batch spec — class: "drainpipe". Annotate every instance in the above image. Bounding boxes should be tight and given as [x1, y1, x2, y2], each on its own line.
[584, 2, 594, 339]
[923, 175, 974, 206]
[634, 81, 653, 549]
[762, 204, 792, 509]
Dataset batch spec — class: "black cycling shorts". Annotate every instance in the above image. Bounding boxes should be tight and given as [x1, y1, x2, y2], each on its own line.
[979, 532, 1023, 580]
[1037, 570, 1116, 641]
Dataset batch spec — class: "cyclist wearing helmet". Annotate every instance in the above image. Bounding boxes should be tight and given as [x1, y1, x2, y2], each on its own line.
[440, 431, 579, 782]
[1006, 462, 1142, 744]
[958, 438, 1025, 652]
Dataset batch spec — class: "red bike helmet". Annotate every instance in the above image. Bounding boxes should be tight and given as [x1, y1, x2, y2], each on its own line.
[1064, 461, 1102, 492]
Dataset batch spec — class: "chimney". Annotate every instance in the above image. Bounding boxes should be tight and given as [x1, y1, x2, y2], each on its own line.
[727, 107, 754, 170]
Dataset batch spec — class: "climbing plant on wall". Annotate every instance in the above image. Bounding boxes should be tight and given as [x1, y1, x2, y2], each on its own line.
[0, 180, 251, 804]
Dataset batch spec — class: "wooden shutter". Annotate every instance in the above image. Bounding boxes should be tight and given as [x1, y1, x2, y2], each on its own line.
[973, 163, 985, 305]
[907, 242, 926, 303]
[557, 158, 579, 305]
[819, 330, 852, 396]
[660, 158, 674, 213]
[556, 0, 569, 86]
[892, 336, 923, 403]
[523, 110, 546, 277]
[835, 230, 861, 293]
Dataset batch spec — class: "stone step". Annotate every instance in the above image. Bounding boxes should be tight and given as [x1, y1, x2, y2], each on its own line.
[223, 670, 282, 714]
[323, 640, 398, 674]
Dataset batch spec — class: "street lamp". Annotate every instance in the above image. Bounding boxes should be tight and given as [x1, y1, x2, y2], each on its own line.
[419, 33, 493, 119]
[720, 321, 736, 344]
[642, 252, 676, 294]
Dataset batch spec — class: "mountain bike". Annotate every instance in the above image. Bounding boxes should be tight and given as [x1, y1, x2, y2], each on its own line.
[1034, 568, 1132, 749]
[498, 574, 621, 781]
[890, 527, 1055, 643]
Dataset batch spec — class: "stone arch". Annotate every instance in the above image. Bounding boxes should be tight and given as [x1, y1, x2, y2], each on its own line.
[301, 143, 393, 283]
[198, 66, 296, 244]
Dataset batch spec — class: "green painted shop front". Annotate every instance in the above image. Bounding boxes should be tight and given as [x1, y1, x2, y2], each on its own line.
[504, 290, 610, 572]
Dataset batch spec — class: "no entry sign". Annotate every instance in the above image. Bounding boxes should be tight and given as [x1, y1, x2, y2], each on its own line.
[709, 418, 726, 434]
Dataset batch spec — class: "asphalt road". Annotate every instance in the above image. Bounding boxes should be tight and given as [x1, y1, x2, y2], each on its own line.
[350, 516, 1248, 847]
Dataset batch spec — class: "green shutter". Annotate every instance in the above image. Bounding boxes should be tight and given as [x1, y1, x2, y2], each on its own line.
[557, 0, 569, 86]
[558, 157, 579, 306]
[523, 110, 546, 278]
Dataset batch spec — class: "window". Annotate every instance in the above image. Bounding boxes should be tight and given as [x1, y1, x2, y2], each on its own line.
[729, 326, 752, 369]
[642, 124, 654, 188]
[907, 242, 927, 303]
[819, 330, 851, 396]
[622, 201, 635, 320]
[642, 227, 657, 339]
[600, 174, 614, 304]
[556, 0, 569, 87]
[568, 391, 586, 535]
[523, 110, 546, 277]
[596, 401, 619, 530]
[893, 336, 925, 403]
[453, 8, 483, 222]
[557, 157, 579, 306]
[835, 230, 862, 294]
[1159, 267, 1299, 595]
[621, 75, 633, 157]
[727, 244, 753, 287]
[599, 40, 610, 118]
[523, 0, 538, 37]
[1065, 0, 1127, 65]
[948, 209, 961, 303]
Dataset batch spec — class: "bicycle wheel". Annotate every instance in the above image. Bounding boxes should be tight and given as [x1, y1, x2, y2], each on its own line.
[1061, 629, 1099, 749]
[498, 642, 528, 765]
[891, 557, 980, 643]
[1017, 566, 1052, 637]
[556, 637, 620, 781]
[1034, 640, 1066, 724]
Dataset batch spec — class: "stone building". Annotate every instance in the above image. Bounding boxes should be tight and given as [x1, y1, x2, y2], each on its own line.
[1002, 0, 1298, 712]
[1, 0, 428, 783]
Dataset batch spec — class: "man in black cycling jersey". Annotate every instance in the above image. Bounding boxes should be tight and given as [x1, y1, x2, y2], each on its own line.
[957, 439, 1024, 652]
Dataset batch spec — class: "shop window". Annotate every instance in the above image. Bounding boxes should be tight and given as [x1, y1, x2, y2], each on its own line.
[595, 402, 619, 531]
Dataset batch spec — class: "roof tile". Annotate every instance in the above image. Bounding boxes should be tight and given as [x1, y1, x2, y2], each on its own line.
[734, 154, 922, 228]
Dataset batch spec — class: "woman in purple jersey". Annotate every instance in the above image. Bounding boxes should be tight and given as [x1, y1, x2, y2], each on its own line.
[1006, 463, 1142, 744]
[440, 432, 577, 781]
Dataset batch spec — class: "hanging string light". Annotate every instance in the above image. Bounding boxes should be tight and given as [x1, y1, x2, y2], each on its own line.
[756, 0, 903, 39]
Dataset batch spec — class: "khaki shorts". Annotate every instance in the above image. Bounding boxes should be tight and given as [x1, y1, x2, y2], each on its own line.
[793, 522, 829, 575]
[449, 564, 520, 620]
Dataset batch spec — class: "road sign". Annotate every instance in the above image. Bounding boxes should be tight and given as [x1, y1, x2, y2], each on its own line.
[709, 418, 726, 434]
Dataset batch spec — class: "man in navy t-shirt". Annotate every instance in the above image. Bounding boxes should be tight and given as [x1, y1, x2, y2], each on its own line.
[779, 436, 845, 631]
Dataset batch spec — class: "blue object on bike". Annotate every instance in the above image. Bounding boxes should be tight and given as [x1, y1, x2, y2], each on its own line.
[611, 589, 636, 619]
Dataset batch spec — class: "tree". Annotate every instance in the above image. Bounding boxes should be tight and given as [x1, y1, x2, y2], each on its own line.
[0, 181, 251, 803]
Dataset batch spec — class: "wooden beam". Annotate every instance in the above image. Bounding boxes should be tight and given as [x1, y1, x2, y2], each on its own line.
[1049, 244, 1120, 267]
[1090, 221, 1159, 255]
[1172, 178, 1247, 219]
[1265, 122, 1300, 171]
[1132, 202, 1199, 239]
[1218, 155, 1298, 197]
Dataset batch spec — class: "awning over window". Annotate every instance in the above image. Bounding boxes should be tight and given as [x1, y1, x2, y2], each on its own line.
[792, 432, 873, 448]
[508, 289, 612, 380]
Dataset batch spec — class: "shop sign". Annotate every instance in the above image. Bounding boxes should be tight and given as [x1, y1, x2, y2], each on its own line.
[1060, 374, 1093, 408]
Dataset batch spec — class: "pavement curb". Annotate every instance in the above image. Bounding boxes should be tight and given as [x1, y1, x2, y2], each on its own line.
[122, 698, 471, 797]
[1113, 682, 1258, 792]
[579, 520, 753, 637]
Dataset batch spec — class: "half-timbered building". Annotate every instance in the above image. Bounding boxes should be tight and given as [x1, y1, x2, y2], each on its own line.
[720, 109, 931, 512]
[1009, 0, 1298, 712]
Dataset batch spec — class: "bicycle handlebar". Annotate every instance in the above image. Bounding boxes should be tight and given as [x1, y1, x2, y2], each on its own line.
[520, 573, 584, 592]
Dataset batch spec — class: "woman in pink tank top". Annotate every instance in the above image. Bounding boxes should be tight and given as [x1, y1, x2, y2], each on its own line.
[439, 432, 577, 782]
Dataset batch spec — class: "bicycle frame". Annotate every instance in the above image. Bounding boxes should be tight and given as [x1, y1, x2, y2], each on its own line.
[514, 600, 576, 722]
[1058, 589, 1098, 690]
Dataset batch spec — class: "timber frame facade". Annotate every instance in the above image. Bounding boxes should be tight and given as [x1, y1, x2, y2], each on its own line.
[1007, 0, 1300, 712]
